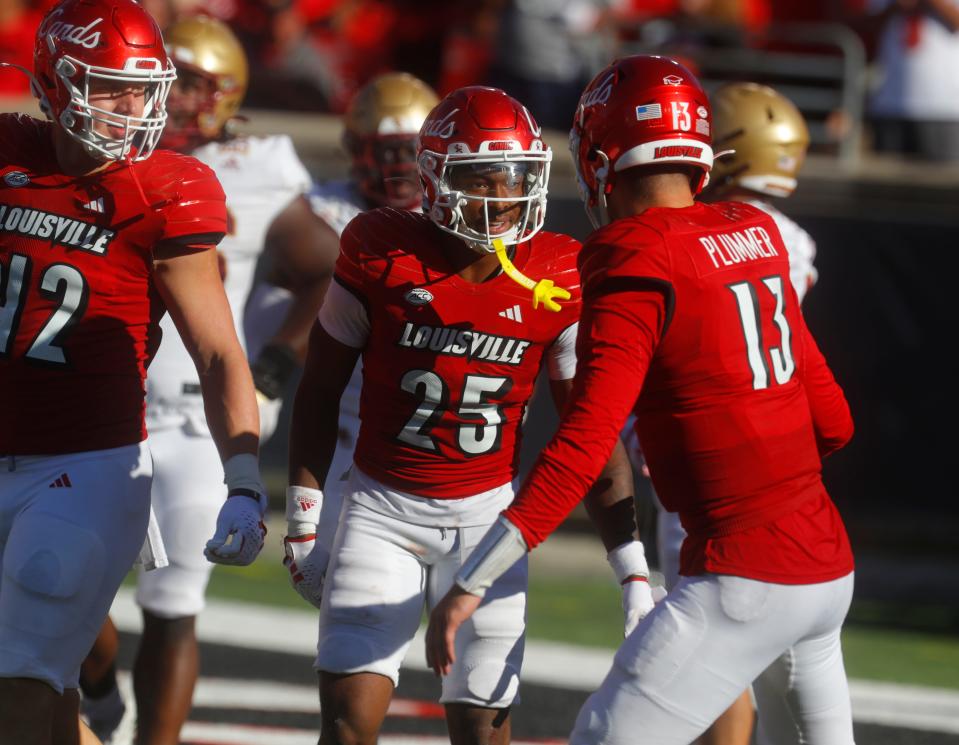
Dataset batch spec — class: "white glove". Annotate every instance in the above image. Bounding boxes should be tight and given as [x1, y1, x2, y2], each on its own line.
[607, 541, 664, 636]
[622, 579, 668, 636]
[283, 485, 328, 607]
[204, 489, 268, 566]
[204, 454, 268, 566]
[283, 535, 330, 609]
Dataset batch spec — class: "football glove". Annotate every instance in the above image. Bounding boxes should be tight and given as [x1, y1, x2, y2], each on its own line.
[204, 454, 268, 566]
[251, 342, 298, 401]
[283, 485, 327, 607]
[204, 489, 268, 566]
[608, 540, 664, 636]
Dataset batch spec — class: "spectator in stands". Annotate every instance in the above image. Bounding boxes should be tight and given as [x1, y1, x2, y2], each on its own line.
[864, 0, 959, 160]
[487, 0, 615, 130]
[0, 0, 43, 95]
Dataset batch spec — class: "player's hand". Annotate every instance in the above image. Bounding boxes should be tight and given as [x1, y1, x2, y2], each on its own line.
[425, 586, 483, 677]
[283, 533, 330, 608]
[622, 579, 667, 636]
[204, 489, 267, 566]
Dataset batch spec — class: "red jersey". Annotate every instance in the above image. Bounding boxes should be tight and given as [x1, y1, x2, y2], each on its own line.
[505, 201, 854, 584]
[0, 114, 227, 454]
[335, 209, 581, 498]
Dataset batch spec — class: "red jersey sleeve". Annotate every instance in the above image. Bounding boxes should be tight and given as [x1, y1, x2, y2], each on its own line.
[151, 153, 227, 247]
[795, 311, 854, 457]
[504, 229, 671, 549]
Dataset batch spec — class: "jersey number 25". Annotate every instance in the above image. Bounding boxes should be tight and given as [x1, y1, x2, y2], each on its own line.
[398, 370, 513, 456]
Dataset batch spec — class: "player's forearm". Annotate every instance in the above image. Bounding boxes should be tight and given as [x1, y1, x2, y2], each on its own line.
[582, 438, 640, 552]
[266, 279, 330, 361]
[198, 346, 260, 461]
[505, 291, 659, 549]
[288, 382, 340, 491]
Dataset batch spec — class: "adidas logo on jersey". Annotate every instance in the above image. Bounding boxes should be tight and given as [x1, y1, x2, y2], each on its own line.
[48, 473, 73, 488]
[498, 304, 524, 323]
[82, 197, 105, 213]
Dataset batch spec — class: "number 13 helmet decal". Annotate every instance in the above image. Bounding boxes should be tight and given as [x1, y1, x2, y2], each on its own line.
[570, 55, 714, 228]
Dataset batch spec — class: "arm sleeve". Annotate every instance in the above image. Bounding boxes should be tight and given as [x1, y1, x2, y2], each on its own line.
[796, 311, 854, 457]
[546, 322, 578, 380]
[318, 277, 370, 348]
[504, 281, 668, 549]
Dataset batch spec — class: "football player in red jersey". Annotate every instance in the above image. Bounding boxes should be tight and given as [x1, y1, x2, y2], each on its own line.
[427, 56, 857, 745]
[0, 2, 267, 744]
[286, 86, 647, 745]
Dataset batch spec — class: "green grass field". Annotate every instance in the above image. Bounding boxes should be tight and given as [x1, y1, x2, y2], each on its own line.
[166, 556, 959, 692]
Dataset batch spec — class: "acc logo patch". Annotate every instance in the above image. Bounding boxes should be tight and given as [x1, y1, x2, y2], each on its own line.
[405, 288, 434, 306]
[4, 171, 30, 187]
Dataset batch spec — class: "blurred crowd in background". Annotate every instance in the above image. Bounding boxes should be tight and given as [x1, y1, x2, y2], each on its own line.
[3, 0, 959, 160]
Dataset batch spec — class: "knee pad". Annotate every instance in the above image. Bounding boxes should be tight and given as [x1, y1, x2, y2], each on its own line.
[315, 630, 402, 687]
[1, 511, 106, 639]
[442, 650, 521, 708]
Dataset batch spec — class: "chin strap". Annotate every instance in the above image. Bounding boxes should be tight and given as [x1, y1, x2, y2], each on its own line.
[492, 238, 571, 312]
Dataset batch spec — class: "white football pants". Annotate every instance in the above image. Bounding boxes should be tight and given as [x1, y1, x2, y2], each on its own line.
[0, 444, 152, 692]
[570, 572, 856, 745]
[135, 427, 224, 618]
[317, 497, 527, 708]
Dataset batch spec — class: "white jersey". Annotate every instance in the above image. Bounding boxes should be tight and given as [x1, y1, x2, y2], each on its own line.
[746, 199, 817, 304]
[308, 179, 367, 236]
[146, 135, 311, 433]
[244, 178, 365, 497]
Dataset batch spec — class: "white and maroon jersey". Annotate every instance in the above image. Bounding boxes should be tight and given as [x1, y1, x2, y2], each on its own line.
[322, 208, 581, 499]
[242, 178, 366, 358]
[747, 198, 817, 304]
[146, 134, 310, 431]
[308, 179, 365, 236]
[0, 113, 226, 455]
[505, 201, 854, 584]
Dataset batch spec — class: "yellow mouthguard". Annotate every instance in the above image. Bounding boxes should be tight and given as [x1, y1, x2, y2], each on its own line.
[492, 238, 571, 312]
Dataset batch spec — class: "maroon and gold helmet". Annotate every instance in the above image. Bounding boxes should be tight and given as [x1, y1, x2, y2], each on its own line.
[343, 72, 439, 210]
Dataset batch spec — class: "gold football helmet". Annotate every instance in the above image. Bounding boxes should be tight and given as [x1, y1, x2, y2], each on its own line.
[709, 82, 810, 198]
[343, 72, 439, 209]
[162, 15, 249, 150]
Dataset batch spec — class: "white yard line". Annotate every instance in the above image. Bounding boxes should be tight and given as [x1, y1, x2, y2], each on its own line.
[110, 588, 959, 734]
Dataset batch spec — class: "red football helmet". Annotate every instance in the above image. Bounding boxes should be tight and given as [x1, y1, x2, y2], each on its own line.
[33, 0, 176, 162]
[418, 86, 551, 252]
[570, 55, 714, 228]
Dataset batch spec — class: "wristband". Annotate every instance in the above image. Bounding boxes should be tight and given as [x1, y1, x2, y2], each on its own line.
[286, 485, 323, 536]
[455, 516, 528, 598]
[607, 541, 649, 585]
[223, 453, 265, 494]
